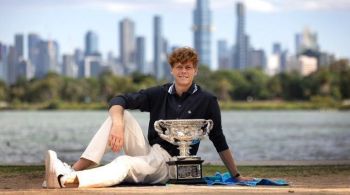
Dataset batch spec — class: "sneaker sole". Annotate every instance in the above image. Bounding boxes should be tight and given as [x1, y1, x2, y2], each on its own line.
[46, 150, 60, 188]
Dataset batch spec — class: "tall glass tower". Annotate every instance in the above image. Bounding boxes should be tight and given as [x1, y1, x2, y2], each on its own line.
[193, 0, 212, 68]
[136, 36, 146, 74]
[15, 34, 24, 59]
[154, 15, 163, 79]
[234, 2, 248, 70]
[28, 33, 41, 67]
[85, 31, 98, 56]
[119, 18, 136, 74]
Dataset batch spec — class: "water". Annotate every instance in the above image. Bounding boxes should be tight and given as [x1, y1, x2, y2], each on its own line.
[1, 110, 350, 165]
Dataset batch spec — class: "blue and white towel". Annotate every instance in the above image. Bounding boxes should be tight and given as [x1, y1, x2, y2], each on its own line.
[204, 172, 288, 186]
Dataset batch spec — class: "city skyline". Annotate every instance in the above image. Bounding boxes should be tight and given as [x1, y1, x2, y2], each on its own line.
[1, 0, 350, 69]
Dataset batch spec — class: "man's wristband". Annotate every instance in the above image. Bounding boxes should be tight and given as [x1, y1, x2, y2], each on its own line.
[234, 172, 240, 178]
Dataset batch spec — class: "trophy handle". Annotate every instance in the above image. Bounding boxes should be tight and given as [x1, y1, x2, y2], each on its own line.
[154, 120, 173, 143]
[204, 119, 213, 135]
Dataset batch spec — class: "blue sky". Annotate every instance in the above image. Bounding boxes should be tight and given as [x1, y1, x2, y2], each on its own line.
[0, 0, 350, 69]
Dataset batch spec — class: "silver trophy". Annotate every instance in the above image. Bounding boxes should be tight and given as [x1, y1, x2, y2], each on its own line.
[154, 119, 213, 184]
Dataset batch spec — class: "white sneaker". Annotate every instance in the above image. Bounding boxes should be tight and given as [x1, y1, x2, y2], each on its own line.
[42, 180, 47, 188]
[45, 150, 74, 188]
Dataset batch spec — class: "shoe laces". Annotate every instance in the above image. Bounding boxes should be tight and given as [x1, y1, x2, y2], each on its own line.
[62, 162, 74, 172]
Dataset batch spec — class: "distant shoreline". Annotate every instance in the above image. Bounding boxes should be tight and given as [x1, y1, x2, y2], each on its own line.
[1, 100, 349, 110]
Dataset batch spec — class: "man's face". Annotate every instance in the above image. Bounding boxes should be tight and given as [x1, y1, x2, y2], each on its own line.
[171, 61, 198, 87]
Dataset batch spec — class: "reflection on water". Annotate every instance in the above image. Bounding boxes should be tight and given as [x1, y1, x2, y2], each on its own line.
[0, 110, 350, 165]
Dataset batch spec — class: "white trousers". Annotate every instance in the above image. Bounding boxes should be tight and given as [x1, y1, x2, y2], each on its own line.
[75, 110, 171, 188]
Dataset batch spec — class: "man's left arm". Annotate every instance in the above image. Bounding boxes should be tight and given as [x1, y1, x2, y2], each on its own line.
[219, 148, 253, 181]
[207, 96, 253, 181]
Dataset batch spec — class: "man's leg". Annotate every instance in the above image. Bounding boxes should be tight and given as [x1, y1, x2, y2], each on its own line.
[65, 144, 170, 188]
[74, 110, 150, 170]
[46, 110, 153, 188]
[123, 144, 171, 184]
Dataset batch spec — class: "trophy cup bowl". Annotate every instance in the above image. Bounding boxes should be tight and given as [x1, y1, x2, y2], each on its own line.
[154, 119, 213, 184]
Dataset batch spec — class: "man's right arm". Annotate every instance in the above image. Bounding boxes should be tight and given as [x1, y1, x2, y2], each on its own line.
[108, 105, 125, 153]
[107, 89, 152, 153]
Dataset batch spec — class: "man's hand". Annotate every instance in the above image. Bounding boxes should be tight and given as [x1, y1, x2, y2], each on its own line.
[108, 123, 124, 153]
[108, 105, 125, 153]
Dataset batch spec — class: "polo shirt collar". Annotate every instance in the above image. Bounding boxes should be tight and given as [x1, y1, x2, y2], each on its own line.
[168, 82, 198, 95]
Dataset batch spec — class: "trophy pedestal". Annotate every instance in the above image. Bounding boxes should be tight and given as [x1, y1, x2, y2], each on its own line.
[154, 119, 214, 185]
[167, 156, 206, 184]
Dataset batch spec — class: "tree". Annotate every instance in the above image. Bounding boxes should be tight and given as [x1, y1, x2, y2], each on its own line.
[26, 72, 63, 102]
[330, 59, 350, 99]
[278, 72, 305, 100]
[242, 68, 269, 100]
[267, 75, 283, 99]
[0, 80, 7, 101]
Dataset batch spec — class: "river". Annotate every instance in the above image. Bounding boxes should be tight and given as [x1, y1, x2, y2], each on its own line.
[0, 110, 349, 165]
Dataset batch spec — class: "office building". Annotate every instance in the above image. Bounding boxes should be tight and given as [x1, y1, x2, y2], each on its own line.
[62, 54, 78, 78]
[119, 18, 136, 74]
[154, 15, 164, 79]
[15, 34, 24, 60]
[234, 2, 248, 70]
[193, 0, 212, 68]
[217, 40, 231, 70]
[28, 33, 41, 73]
[295, 27, 319, 55]
[36, 40, 59, 78]
[85, 31, 99, 56]
[136, 36, 146, 74]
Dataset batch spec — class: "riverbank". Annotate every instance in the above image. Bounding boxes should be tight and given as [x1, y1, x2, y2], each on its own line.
[1, 164, 349, 194]
[1, 100, 350, 110]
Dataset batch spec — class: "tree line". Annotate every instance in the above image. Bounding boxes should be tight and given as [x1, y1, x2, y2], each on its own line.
[0, 59, 349, 104]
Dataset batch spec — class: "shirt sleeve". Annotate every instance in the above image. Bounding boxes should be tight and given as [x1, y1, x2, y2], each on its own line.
[207, 96, 229, 153]
[108, 89, 151, 112]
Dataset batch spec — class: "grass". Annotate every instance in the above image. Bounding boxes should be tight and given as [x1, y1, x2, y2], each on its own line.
[1, 165, 350, 178]
[203, 165, 350, 177]
[2, 99, 349, 110]
[219, 100, 345, 110]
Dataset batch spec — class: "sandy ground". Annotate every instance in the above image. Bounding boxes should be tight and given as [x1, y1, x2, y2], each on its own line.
[0, 173, 349, 194]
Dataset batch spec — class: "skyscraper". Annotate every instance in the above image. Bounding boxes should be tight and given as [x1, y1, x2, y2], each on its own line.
[271, 42, 288, 72]
[295, 27, 319, 55]
[234, 2, 248, 70]
[217, 40, 230, 70]
[7, 46, 18, 84]
[83, 56, 102, 78]
[62, 54, 78, 78]
[193, 0, 212, 68]
[85, 31, 99, 56]
[28, 33, 41, 75]
[119, 18, 136, 74]
[248, 49, 266, 69]
[136, 36, 146, 74]
[36, 40, 59, 78]
[15, 34, 24, 60]
[0, 43, 8, 83]
[273, 43, 282, 55]
[28, 34, 41, 61]
[154, 15, 164, 79]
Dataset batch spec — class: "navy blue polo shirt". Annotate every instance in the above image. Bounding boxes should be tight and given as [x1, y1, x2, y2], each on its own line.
[109, 83, 229, 157]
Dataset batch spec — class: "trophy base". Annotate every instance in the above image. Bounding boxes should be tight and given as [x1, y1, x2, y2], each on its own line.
[167, 157, 207, 185]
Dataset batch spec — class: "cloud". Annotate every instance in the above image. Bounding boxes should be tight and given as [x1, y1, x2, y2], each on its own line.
[85, 0, 350, 13]
[1, 0, 350, 13]
[245, 0, 277, 12]
[266, 0, 350, 12]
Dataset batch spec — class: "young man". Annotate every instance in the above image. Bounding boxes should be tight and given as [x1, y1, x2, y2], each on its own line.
[45, 47, 252, 188]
